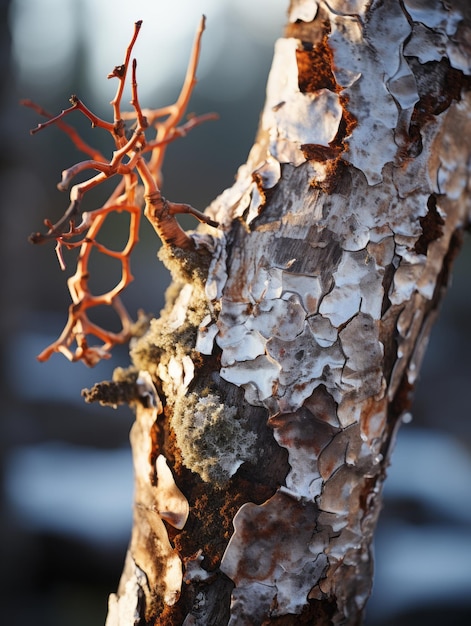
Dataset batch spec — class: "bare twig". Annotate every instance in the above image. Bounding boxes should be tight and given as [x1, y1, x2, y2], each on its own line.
[21, 99, 106, 161]
[108, 20, 143, 133]
[26, 17, 218, 365]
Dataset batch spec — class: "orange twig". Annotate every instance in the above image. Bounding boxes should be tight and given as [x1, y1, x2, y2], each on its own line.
[130, 58, 148, 132]
[108, 20, 142, 132]
[144, 112, 219, 152]
[149, 15, 207, 178]
[37, 203, 140, 366]
[21, 99, 106, 161]
[26, 17, 218, 365]
[30, 95, 115, 135]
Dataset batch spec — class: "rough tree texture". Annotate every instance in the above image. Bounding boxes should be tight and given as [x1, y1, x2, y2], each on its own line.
[103, 1, 471, 625]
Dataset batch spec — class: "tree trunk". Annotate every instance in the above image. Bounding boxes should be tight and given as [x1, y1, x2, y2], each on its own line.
[101, 1, 471, 624]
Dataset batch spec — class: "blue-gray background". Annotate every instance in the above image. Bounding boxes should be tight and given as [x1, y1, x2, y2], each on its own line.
[1, 1, 470, 624]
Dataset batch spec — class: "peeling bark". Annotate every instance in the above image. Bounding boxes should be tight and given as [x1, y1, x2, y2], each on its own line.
[103, 1, 471, 624]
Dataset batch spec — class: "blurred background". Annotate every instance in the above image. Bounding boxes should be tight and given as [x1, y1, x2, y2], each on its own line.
[0, 1, 470, 624]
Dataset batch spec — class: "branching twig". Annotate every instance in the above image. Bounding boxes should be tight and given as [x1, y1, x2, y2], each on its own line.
[25, 17, 218, 366]
[21, 99, 106, 161]
[30, 95, 116, 135]
[108, 20, 143, 134]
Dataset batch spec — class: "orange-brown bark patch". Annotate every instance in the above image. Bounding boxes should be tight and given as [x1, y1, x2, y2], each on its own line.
[172, 476, 277, 572]
[309, 158, 350, 194]
[296, 37, 337, 93]
[158, 603, 187, 626]
[301, 143, 340, 161]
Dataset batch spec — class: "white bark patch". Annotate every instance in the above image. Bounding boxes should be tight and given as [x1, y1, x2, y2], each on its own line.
[319, 250, 377, 326]
[204, 232, 227, 302]
[281, 272, 322, 314]
[404, 22, 448, 63]
[329, 0, 371, 14]
[205, 150, 276, 228]
[106, 564, 147, 626]
[220, 492, 328, 620]
[307, 314, 338, 347]
[403, 2, 468, 71]
[263, 38, 343, 166]
[218, 321, 267, 366]
[289, 0, 318, 23]
[388, 55, 420, 110]
[339, 313, 384, 396]
[217, 256, 349, 410]
[403, 0, 462, 34]
[254, 156, 282, 189]
[154, 455, 189, 530]
[267, 325, 346, 410]
[272, 410, 339, 498]
[195, 314, 218, 355]
[433, 96, 471, 201]
[183, 550, 213, 583]
[227, 583, 277, 626]
[214, 165, 406, 414]
[328, 3, 416, 183]
[165, 355, 195, 394]
[220, 354, 281, 404]
[127, 376, 187, 609]
[167, 283, 194, 329]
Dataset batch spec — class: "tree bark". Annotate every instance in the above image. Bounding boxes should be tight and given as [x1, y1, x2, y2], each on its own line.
[102, 1, 471, 624]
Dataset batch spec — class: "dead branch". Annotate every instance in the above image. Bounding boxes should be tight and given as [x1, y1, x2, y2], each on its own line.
[25, 17, 218, 365]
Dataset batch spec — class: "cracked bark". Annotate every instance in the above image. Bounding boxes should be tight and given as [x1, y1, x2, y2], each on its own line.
[102, 1, 471, 624]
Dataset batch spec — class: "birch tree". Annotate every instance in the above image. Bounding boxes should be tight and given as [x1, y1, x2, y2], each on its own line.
[29, 0, 471, 624]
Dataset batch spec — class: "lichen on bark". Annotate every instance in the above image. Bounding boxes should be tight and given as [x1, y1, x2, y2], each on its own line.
[171, 390, 258, 486]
